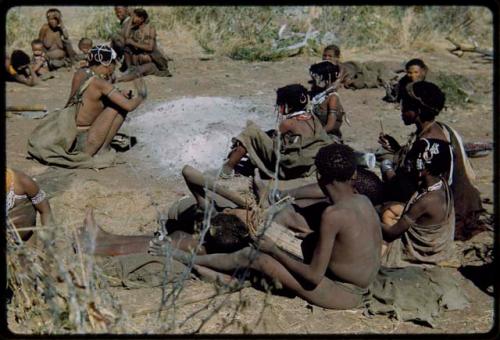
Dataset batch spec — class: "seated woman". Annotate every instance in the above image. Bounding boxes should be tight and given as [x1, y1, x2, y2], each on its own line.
[6, 168, 54, 242]
[5, 50, 38, 86]
[309, 61, 345, 141]
[381, 139, 455, 267]
[38, 8, 77, 70]
[221, 84, 331, 180]
[378, 80, 484, 241]
[28, 45, 147, 169]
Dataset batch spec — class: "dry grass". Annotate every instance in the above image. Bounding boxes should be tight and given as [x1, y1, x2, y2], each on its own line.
[5, 6, 493, 61]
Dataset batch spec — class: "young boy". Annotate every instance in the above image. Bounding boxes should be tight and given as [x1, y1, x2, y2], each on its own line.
[381, 138, 455, 267]
[309, 61, 346, 141]
[30, 39, 49, 76]
[75, 37, 93, 68]
[152, 144, 383, 310]
[221, 84, 331, 179]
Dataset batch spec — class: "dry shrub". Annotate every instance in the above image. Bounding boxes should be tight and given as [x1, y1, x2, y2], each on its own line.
[5, 7, 42, 52]
[6, 223, 129, 334]
[6, 6, 493, 61]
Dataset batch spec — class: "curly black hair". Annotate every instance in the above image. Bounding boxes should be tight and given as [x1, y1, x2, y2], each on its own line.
[323, 44, 341, 59]
[354, 167, 385, 206]
[10, 50, 31, 71]
[309, 61, 340, 83]
[133, 8, 149, 21]
[402, 81, 446, 121]
[405, 58, 427, 71]
[276, 84, 309, 113]
[204, 213, 251, 254]
[315, 143, 356, 183]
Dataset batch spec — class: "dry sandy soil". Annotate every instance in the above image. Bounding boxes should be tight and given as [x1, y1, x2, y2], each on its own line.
[4, 16, 496, 335]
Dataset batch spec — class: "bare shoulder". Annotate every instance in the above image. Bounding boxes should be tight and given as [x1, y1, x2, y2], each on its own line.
[39, 24, 49, 33]
[279, 118, 294, 131]
[322, 204, 349, 221]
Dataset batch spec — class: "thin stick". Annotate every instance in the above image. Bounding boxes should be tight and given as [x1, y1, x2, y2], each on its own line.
[379, 118, 384, 135]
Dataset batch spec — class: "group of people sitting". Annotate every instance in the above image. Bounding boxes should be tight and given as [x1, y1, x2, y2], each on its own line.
[4, 7, 171, 87]
[6, 15, 488, 313]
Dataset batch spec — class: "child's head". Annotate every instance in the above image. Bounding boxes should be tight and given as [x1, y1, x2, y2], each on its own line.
[322, 44, 341, 64]
[276, 84, 309, 114]
[405, 58, 428, 82]
[309, 61, 340, 89]
[10, 50, 31, 74]
[203, 213, 251, 254]
[408, 138, 451, 179]
[114, 6, 129, 21]
[132, 8, 148, 26]
[315, 143, 357, 186]
[46, 8, 61, 28]
[31, 39, 45, 56]
[78, 38, 93, 54]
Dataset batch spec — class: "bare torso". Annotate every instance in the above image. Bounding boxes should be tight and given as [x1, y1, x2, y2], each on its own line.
[75, 77, 108, 126]
[39, 24, 66, 59]
[326, 194, 382, 287]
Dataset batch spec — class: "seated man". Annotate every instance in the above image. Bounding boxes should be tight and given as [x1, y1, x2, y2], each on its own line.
[309, 61, 346, 140]
[151, 144, 383, 309]
[381, 138, 455, 267]
[221, 84, 332, 179]
[28, 45, 147, 169]
[117, 8, 171, 82]
[6, 168, 54, 242]
[4, 50, 38, 86]
[110, 6, 132, 63]
[38, 8, 77, 70]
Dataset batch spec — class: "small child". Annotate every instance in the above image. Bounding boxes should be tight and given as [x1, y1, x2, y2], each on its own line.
[395, 58, 428, 102]
[75, 37, 93, 68]
[321, 44, 347, 89]
[322, 44, 341, 65]
[309, 61, 345, 140]
[30, 39, 49, 75]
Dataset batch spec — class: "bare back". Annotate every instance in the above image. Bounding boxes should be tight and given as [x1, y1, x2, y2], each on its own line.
[280, 115, 318, 139]
[326, 194, 382, 287]
[76, 77, 108, 126]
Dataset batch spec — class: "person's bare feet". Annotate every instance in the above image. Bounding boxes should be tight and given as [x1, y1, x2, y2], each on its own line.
[148, 238, 191, 264]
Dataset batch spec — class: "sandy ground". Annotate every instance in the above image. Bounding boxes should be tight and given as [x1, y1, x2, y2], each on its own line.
[5, 23, 495, 334]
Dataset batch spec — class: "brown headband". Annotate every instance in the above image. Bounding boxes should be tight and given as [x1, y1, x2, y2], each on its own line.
[405, 82, 439, 113]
